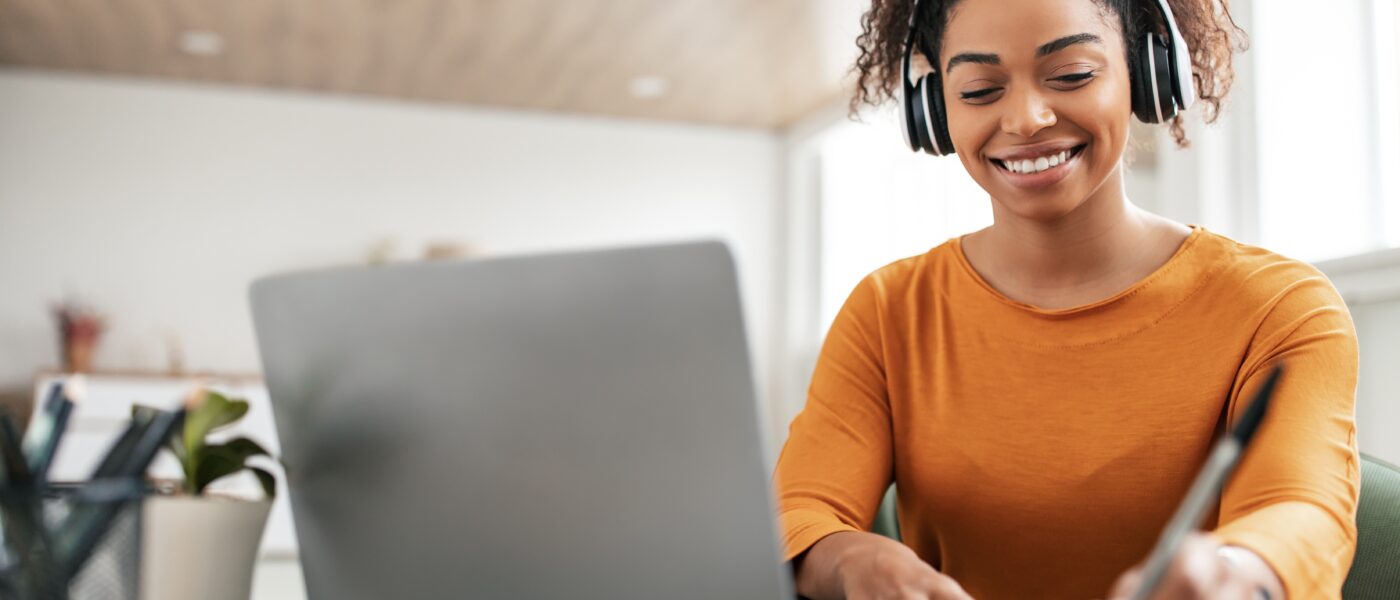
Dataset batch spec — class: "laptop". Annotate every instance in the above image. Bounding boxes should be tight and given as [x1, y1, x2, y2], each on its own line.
[248, 240, 792, 599]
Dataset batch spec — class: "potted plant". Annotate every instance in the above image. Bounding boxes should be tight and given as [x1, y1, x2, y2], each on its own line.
[51, 300, 105, 373]
[136, 390, 277, 600]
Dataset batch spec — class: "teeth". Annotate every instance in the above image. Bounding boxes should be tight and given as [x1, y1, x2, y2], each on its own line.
[1000, 148, 1074, 174]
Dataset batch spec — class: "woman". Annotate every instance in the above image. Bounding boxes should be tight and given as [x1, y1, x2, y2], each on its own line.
[772, 0, 1360, 598]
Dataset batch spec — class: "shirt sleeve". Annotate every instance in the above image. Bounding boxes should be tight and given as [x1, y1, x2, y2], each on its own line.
[772, 274, 895, 562]
[1211, 269, 1361, 599]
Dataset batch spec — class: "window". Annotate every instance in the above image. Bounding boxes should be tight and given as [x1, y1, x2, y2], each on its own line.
[1253, 0, 1400, 261]
[816, 109, 992, 329]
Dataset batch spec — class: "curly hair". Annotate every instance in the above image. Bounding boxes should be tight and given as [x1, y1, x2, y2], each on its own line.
[850, 0, 1248, 147]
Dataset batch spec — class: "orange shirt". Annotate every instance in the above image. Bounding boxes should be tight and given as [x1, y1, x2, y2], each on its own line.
[774, 226, 1360, 599]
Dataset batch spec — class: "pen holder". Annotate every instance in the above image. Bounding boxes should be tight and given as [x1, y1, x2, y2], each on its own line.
[50, 487, 142, 600]
[0, 484, 145, 600]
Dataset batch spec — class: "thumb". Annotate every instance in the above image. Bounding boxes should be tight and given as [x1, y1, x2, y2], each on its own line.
[939, 578, 976, 600]
[1106, 566, 1143, 600]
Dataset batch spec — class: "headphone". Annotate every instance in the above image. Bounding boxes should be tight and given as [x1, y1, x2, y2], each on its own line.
[900, 0, 1197, 156]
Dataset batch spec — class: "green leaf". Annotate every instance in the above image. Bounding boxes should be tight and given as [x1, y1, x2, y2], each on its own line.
[138, 391, 274, 497]
[209, 399, 249, 433]
[182, 392, 225, 457]
[193, 444, 248, 495]
[191, 438, 273, 495]
[222, 437, 271, 460]
[181, 391, 249, 466]
[248, 466, 277, 499]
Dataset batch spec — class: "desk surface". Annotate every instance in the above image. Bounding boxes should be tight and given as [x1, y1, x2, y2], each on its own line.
[253, 557, 306, 600]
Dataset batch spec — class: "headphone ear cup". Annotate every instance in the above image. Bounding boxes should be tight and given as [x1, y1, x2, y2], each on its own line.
[1130, 36, 1156, 122]
[899, 80, 920, 152]
[924, 72, 956, 156]
[1150, 37, 1178, 121]
[1131, 34, 1177, 123]
[910, 76, 937, 154]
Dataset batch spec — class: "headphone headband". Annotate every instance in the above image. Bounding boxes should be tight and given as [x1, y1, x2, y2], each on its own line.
[1145, 0, 1196, 110]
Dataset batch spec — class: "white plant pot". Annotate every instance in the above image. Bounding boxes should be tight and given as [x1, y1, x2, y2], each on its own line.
[141, 495, 272, 600]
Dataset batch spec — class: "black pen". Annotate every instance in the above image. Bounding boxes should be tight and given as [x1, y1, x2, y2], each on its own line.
[58, 408, 185, 574]
[1129, 363, 1284, 600]
[0, 415, 32, 487]
[88, 406, 158, 480]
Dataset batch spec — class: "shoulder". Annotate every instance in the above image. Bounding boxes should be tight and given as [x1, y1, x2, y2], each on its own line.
[1194, 230, 1355, 354]
[853, 239, 961, 302]
[831, 240, 959, 332]
[1196, 230, 1348, 313]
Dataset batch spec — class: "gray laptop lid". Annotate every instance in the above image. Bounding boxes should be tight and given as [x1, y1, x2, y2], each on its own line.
[249, 241, 791, 599]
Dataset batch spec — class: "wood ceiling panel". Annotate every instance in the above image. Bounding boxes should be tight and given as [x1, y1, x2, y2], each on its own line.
[0, 0, 862, 129]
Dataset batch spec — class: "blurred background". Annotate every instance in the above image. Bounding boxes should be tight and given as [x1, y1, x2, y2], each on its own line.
[0, 1, 1396, 598]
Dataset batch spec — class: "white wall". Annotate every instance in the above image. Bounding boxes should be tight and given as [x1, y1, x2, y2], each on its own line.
[0, 69, 784, 436]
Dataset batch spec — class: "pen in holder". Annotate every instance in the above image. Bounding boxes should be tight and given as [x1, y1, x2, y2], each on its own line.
[0, 382, 184, 600]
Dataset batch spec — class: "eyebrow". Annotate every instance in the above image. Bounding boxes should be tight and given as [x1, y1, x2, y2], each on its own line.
[1036, 33, 1103, 57]
[944, 33, 1104, 74]
[945, 52, 999, 74]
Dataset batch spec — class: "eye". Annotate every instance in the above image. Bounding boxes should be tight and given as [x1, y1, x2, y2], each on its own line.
[1049, 71, 1097, 89]
[959, 87, 1004, 104]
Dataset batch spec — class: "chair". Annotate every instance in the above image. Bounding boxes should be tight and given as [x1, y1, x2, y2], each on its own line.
[1344, 453, 1400, 599]
[869, 454, 1400, 598]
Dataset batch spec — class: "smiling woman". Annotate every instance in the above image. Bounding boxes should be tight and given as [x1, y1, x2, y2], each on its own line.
[773, 1, 1361, 600]
[943, 0, 1143, 226]
[852, 0, 1244, 147]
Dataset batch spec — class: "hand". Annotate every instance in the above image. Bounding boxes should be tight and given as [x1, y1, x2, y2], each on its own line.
[1106, 533, 1281, 600]
[796, 531, 973, 600]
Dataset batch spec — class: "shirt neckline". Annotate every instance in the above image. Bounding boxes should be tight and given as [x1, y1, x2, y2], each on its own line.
[950, 224, 1204, 316]
[940, 225, 1219, 347]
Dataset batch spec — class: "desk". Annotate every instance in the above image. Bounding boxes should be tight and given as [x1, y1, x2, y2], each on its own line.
[252, 557, 307, 600]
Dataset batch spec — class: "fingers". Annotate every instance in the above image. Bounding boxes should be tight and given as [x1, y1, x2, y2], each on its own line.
[836, 533, 974, 600]
[1159, 534, 1229, 596]
[1106, 533, 1256, 600]
[848, 573, 970, 600]
[925, 571, 974, 600]
[867, 572, 969, 600]
[1107, 565, 1142, 600]
[895, 562, 970, 600]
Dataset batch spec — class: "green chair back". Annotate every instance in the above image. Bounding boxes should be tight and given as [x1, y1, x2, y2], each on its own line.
[1344, 453, 1400, 599]
[869, 453, 1400, 598]
[871, 484, 900, 542]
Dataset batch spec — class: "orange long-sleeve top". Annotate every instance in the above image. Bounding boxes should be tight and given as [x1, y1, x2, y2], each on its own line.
[774, 225, 1360, 599]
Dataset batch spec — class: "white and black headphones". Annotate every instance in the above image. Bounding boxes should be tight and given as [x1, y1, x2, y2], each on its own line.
[899, 0, 1197, 156]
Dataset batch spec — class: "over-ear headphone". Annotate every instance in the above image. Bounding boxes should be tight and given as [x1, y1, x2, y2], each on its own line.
[899, 0, 1197, 156]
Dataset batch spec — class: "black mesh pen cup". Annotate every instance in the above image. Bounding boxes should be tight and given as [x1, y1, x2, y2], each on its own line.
[0, 482, 146, 600]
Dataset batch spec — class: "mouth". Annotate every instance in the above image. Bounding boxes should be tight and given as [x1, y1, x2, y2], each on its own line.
[989, 143, 1088, 188]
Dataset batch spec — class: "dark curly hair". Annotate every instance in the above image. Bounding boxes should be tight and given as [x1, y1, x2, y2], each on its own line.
[850, 0, 1248, 147]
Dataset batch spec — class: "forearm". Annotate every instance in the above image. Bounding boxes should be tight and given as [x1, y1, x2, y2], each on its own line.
[793, 531, 860, 599]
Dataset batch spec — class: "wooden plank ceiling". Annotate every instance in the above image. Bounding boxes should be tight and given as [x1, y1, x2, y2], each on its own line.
[0, 0, 863, 129]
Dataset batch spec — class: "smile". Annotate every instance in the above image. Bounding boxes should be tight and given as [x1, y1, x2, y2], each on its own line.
[992, 144, 1087, 175]
[989, 143, 1088, 189]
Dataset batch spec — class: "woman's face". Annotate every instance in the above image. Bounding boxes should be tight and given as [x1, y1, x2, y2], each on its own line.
[939, 0, 1132, 222]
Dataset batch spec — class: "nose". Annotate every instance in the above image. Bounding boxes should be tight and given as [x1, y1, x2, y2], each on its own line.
[1000, 87, 1057, 138]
